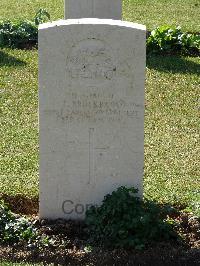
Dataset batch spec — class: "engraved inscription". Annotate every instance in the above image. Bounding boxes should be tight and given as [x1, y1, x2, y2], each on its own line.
[59, 92, 143, 123]
[66, 39, 116, 80]
[89, 128, 95, 184]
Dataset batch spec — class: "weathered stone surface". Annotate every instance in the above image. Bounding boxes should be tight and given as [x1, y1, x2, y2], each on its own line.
[65, 0, 122, 20]
[39, 19, 146, 219]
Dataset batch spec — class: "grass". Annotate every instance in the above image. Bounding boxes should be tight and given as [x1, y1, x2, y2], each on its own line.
[0, 49, 199, 214]
[145, 56, 200, 215]
[0, 49, 39, 197]
[0, 0, 199, 32]
[123, 0, 200, 32]
[0, 0, 63, 22]
[0, 1, 199, 216]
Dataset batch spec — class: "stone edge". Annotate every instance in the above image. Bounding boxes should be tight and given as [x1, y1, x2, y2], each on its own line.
[39, 18, 146, 31]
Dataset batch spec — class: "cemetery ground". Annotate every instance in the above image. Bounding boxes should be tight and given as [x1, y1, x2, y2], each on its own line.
[0, 0, 200, 265]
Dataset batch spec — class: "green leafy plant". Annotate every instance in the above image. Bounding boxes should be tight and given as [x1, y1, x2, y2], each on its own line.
[85, 187, 178, 249]
[0, 9, 50, 48]
[0, 200, 48, 246]
[147, 25, 200, 56]
[179, 33, 200, 54]
[0, 200, 36, 244]
[34, 8, 51, 26]
[0, 20, 37, 48]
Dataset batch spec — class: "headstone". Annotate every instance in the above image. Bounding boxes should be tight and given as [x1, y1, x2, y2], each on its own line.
[39, 19, 146, 220]
[65, 0, 122, 20]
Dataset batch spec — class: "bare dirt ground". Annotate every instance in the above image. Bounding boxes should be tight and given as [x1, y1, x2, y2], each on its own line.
[0, 194, 199, 265]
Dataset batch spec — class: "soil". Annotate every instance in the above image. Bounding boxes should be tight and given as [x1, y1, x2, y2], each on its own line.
[0, 195, 199, 265]
[0, 244, 199, 266]
[0, 194, 39, 215]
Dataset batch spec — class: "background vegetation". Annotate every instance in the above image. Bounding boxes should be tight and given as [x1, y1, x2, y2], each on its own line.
[0, 0, 199, 32]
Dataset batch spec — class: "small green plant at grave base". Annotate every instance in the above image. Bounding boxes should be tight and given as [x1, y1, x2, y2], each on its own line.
[0, 200, 48, 247]
[85, 186, 178, 249]
[0, 9, 50, 49]
[147, 25, 200, 56]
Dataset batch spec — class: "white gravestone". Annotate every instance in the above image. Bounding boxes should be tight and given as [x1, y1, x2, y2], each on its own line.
[65, 0, 122, 20]
[39, 19, 146, 219]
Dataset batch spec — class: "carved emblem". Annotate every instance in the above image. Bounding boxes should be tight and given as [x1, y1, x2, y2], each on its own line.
[66, 39, 116, 80]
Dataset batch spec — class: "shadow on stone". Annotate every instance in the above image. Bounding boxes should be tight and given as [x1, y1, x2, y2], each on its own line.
[0, 51, 26, 68]
[147, 55, 200, 75]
